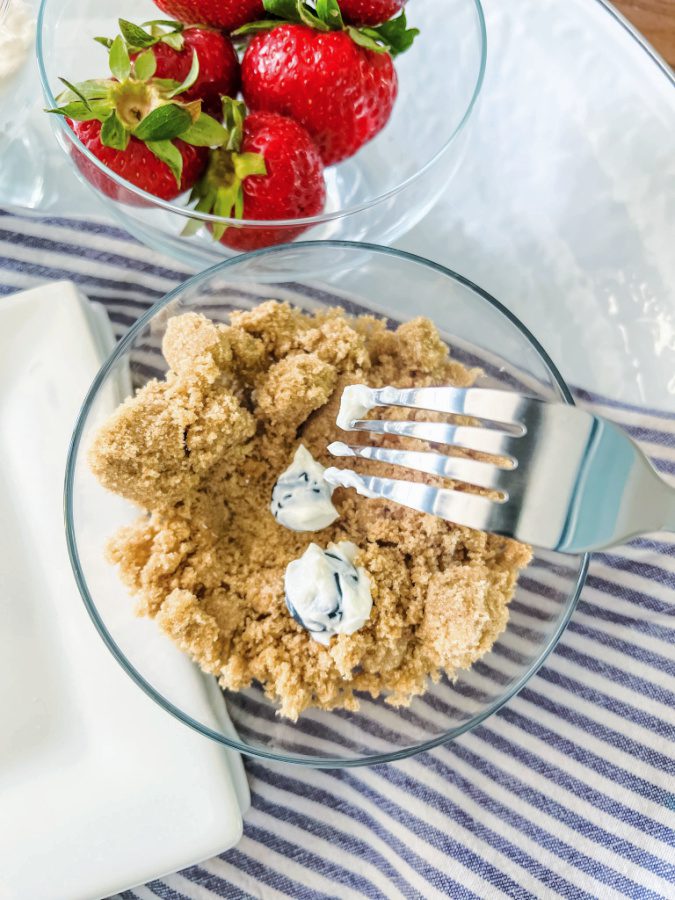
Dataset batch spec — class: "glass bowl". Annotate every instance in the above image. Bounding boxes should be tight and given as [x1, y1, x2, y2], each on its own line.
[37, 0, 486, 268]
[66, 243, 588, 767]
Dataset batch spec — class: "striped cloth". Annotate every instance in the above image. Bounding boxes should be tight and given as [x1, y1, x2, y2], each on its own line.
[3, 208, 673, 900]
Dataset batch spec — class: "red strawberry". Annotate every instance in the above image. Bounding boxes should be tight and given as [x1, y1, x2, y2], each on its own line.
[152, 0, 264, 32]
[237, 3, 418, 165]
[119, 21, 240, 117]
[188, 100, 326, 251]
[339, 0, 406, 26]
[48, 35, 230, 204]
[69, 120, 206, 203]
[242, 25, 396, 166]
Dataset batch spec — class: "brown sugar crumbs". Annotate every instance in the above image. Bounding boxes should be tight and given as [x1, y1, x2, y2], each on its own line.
[89, 302, 531, 720]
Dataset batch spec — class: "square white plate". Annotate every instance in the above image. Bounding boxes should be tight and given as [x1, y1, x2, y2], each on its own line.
[0, 282, 249, 900]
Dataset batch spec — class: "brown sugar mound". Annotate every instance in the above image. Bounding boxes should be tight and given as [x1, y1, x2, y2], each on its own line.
[90, 302, 531, 720]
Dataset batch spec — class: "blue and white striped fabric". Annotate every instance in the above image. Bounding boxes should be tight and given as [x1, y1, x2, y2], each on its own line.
[3, 208, 673, 900]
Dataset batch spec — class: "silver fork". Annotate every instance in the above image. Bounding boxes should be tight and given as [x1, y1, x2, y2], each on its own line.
[323, 385, 675, 553]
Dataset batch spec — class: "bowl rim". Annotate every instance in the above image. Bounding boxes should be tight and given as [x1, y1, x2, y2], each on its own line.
[36, 0, 487, 229]
[64, 241, 589, 767]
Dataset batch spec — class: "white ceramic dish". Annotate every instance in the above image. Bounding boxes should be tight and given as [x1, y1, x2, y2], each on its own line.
[0, 282, 249, 900]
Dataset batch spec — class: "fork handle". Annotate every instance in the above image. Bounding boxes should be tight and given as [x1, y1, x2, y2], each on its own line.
[661, 490, 675, 533]
[602, 468, 675, 547]
[651, 477, 675, 535]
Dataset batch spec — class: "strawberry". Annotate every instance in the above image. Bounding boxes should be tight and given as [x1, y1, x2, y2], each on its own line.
[242, 25, 394, 166]
[187, 99, 326, 250]
[237, 0, 418, 165]
[151, 0, 264, 32]
[68, 121, 206, 203]
[47, 35, 231, 203]
[105, 20, 240, 117]
[338, 0, 405, 26]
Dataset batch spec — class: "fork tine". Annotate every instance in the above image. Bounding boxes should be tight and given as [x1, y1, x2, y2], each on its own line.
[347, 419, 518, 460]
[327, 442, 510, 493]
[324, 467, 498, 530]
[337, 384, 530, 431]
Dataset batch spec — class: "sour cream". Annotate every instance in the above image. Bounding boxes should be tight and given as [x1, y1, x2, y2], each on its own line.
[284, 541, 373, 646]
[271, 444, 339, 532]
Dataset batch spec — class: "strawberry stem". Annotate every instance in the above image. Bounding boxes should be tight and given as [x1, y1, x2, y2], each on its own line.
[186, 103, 267, 241]
[233, 0, 419, 55]
[222, 97, 247, 152]
[48, 51, 213, 187]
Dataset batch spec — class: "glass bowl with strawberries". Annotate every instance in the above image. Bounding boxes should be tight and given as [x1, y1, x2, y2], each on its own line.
[37, 0, 486, 265]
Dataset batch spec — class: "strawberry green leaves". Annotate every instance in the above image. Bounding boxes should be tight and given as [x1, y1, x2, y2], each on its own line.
[263, 0, 300, 17]
[58, 78, 92, 107]
[133, 49, 157, 82]
[234, 0, 418, 55]
[113, 18, 185, 53]
[119, 18, 158, 49]
[366, 11, 418, 56]
[47, 36, 230, 189]
[185, 101, 267, 239]
[100, 111, 130, 150]
[143, 19, 188, 30]
[144, 20, 185, 51]
[109, 35, 131, 81]
[233, 152, 267, 183]
[258, 0, 342, 30]
[58, 78, 111, 101]
[133, 103, 193, 141]
[233, 0, 325, 35]
[315, 0, 344, 27]
[165, 51, 199, 98]
[46, 99, 109, 122]
[46, 79, 112, 122]
[186, 145, 267, 241]
[146, 139, 184, 186]
[222, 97, 246, 151]
[181, 113, 230, 147]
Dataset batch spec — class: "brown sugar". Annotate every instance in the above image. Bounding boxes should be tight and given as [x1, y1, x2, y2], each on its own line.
[90, 302, 531, 720]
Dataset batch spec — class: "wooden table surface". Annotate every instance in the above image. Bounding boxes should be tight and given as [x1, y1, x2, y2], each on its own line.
[612, 0, 675, 66]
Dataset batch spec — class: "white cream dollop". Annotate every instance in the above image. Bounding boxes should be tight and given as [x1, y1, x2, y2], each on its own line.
[0, 1, 34, 85]
[336, 384, 376, 431]
[323, 464, 379, 499]
[271, 444, 339, 532]
[284, 541, 373, 646]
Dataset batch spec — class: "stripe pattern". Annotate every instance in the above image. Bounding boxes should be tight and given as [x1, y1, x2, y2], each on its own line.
[3, 210, 672, 899]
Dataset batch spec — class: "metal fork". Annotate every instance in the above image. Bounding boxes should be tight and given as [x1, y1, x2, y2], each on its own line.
[323, 385, 675, 553]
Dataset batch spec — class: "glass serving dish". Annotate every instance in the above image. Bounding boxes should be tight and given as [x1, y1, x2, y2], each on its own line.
[0, 0, 47, 208]
[37, 0, 486, 267]
[65, 242, 588, 767]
